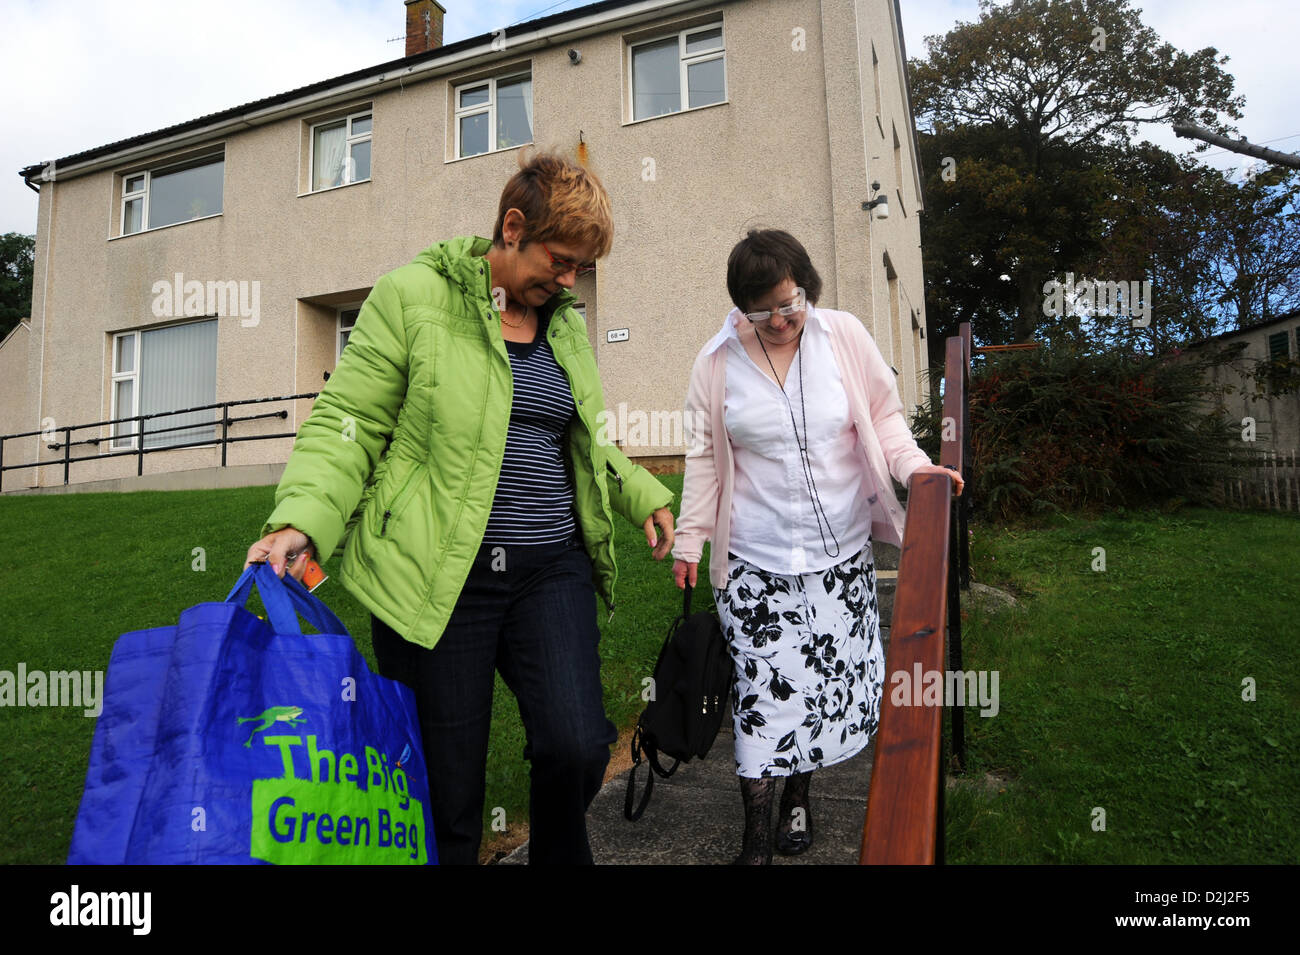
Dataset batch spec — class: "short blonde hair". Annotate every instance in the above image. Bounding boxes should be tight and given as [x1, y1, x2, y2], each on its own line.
[492, 148, 613, 259]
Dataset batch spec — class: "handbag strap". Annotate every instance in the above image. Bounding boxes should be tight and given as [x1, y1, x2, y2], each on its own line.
[647, 747, 681, 779]
[224, 562, 350, 637]
[624, 727, 656, 822]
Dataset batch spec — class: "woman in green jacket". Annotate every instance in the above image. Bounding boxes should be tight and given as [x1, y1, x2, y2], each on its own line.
[244, 151, 675, 864]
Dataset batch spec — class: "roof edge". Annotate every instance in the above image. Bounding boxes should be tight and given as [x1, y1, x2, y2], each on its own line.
[20, 0, 724, 182]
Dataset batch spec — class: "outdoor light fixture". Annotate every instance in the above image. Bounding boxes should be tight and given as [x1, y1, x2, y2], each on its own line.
[862, 181, 889, 219]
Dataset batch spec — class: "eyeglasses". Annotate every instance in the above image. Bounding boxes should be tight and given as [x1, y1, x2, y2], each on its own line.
[744, 287, 807, 324]
[540, 241, 596, 277]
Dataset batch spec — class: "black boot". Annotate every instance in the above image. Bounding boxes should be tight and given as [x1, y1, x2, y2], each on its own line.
[776, 770, 813, 855]
[733, 776, 776, 865]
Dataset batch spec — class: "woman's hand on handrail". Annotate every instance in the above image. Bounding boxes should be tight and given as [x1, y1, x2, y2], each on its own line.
[910, 464, 964, 496]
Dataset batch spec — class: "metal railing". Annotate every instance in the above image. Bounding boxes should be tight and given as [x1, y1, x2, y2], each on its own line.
[860, 322, 972, 865]
[0, 392, 319, 488]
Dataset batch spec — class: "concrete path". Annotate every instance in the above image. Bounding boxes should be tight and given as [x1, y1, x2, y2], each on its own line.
[500, 543, 900, 865]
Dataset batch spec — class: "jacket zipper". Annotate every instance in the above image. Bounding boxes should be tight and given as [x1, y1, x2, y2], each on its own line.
[380, 470, 418, 537]
[550, 309, 617, 621]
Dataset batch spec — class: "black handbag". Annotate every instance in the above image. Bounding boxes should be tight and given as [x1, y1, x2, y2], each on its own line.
[624, 583, 732, 821]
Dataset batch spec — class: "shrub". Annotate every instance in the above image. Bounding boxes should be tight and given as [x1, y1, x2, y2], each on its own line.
[909, 344, 1241, 521]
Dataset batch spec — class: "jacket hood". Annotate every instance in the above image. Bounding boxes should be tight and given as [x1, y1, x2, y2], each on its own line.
[413, 235, 578, 312]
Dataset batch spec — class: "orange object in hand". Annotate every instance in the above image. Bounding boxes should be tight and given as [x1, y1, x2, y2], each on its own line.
[300, 556, 327, 593]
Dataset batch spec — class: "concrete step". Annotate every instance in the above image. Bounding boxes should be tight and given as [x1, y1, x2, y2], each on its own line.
[502, 621, 895, 865]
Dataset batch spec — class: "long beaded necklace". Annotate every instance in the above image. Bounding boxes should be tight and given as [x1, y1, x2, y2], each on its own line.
[754, 326, 841, 560]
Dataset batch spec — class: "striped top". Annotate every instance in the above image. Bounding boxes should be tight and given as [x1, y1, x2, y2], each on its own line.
[482, 309, 579, 545]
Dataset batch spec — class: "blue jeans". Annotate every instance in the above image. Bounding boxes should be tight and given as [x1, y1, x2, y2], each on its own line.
[370, 535, 616, 865]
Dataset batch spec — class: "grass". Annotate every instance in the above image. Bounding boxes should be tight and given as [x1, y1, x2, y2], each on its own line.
[2, 486, 1295, 864]
[0, 476, 686, 864]
[943, 505, 1300, 863]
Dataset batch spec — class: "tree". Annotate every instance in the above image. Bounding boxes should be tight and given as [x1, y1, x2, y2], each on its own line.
[1201, 167, 1300, 328]
[911, 0, 1244, 344]
[0, 233, 36, 344]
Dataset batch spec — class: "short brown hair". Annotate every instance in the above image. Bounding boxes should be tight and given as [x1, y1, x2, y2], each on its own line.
[492, 148, 614, 258]
[726, 229, 823, 312]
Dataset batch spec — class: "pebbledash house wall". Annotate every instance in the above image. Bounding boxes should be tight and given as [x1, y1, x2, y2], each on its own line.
[13, 0, 929, 491]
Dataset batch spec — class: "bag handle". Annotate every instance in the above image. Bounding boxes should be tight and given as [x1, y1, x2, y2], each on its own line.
[224, 562, 350, 638]
[624, 726, 656, 822]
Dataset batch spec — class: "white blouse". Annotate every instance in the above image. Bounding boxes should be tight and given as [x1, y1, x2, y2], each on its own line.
[723, 310, 875, 575]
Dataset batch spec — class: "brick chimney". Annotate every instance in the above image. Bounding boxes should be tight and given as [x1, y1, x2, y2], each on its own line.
[404, 0, 446, 56]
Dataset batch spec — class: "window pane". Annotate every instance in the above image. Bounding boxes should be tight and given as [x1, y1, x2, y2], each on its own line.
[140, 320, 218, 449]
[125, 175, 145, 194]
[459, 85, 489, 108]
[114, 379, 134, 438]
[115, 333, 135, 374]
[460, 112, 489, 157]
[313, 122, 346, 189]
[685, 28, 723, 55]
[497, 76, 532, 149]
[148, 157, 223, 228]
[340, 308, 360, 329]
[350, 114, 372, 136]
[687, 56, 725, 108]
[123, 197, 143, 234]
[349, 139, 371, 182]
[340, 329, 351, 354]
[633, 37, 681, 120]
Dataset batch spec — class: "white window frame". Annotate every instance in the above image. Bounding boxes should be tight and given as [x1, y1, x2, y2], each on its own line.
[121, 175, 146, 236]
[453, 71, 533, 159]
[117, 152, 224, 237]
[628, 21, 726, 122]
[108, 321, 218, 452]
[110, 331, 140, 451]
[309, 110, 373, 192]
[337, 305, 362, 362]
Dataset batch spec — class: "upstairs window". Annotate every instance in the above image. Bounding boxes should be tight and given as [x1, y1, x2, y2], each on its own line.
[311, 111, 372, 190]
[630, 23, 725, 121]
[454, 71, 533, 159]
[120, 153, 224, 235]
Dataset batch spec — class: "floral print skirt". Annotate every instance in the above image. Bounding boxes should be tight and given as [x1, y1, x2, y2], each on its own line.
[713, 542, 884, 778]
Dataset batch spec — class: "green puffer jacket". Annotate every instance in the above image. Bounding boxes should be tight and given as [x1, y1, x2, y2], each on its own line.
[260, 235, 674, 649]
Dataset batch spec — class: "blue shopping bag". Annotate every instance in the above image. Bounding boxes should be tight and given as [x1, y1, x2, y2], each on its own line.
[68, 562, 437, 865]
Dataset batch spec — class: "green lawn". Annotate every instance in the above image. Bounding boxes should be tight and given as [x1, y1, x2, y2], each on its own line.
[1, 487, 1295, 864]
[0, 477, 687, 864]
[944, 505, 1300, 863]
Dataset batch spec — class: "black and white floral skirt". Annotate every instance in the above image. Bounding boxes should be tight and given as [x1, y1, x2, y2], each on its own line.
[713, 542, 884, 778]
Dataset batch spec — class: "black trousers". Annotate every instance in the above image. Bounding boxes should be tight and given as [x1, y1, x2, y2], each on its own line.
[371, 536, 616, 864]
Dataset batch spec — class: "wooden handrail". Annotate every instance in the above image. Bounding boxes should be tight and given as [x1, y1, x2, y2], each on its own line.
[860, 324, 970, 864]
[859, 474, 952, 863]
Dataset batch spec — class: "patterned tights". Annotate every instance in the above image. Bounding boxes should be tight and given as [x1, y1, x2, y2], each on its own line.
[734, 771, 812, 864]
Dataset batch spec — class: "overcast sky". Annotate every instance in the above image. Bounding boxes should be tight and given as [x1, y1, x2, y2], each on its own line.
[3, 0, 1296, 236]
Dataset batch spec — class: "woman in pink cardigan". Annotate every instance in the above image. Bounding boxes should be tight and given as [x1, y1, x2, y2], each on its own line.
[671, 230, 963, 864]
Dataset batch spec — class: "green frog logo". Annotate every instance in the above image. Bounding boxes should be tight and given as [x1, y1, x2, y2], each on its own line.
[238, 705, 306, 747]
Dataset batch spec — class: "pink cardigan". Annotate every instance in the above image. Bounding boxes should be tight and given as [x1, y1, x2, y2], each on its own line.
[673, 305, 933, 589]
